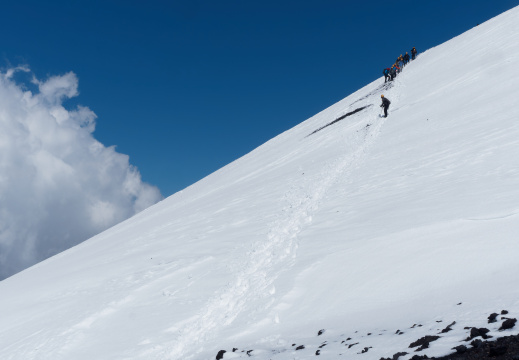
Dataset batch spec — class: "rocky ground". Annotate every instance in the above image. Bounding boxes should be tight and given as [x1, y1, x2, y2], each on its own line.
[396, 333, 519, 360]
[215, 310, 518, 360]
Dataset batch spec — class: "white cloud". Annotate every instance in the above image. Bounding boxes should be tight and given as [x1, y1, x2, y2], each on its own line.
[0, 67, 163, 280]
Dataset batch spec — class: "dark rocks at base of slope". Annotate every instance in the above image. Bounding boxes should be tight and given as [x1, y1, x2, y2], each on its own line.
[380, 334, 519, 360]
[489, 311, 512, 324]
[430, 334, 519, 360]
[217, 312, 517, 360]
[500, 319, 517, 331]
[410, 356, 429, 360]
[467, 328, 492, 341]
[380, 351, 409, 360]
[410, 336, 441, 351]
[453, 345, 468, 354]
[359, 347, 373, 354]
[441, 322, 457, 334]
[216, 348, 254, 359]
[489, 314, 500, 324]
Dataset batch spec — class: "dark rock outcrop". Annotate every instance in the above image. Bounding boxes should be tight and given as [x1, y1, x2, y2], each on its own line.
[410, 355, 429, 360]
[381, 351, 409, 360]
[488, 345, 508, 357]
[488, 313, 499, 323]
[440, 321, 456, 333]
[500, 318, 517, 330]
[452, 345, 467, 354]
[410, 336, 441, 351]
[431, 334, 519, 360]
[471, 339, 484, 348]
[468, 327, 491, 340]
[307, 105, 372, 137]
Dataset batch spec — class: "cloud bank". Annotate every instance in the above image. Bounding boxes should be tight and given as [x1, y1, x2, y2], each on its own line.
[0, 67, 163, 280]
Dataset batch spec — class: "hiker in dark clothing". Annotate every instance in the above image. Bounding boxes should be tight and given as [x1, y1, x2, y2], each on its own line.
[390, 66, 397, 81]
[398, 55, 404, 65]
[403, 52, 410, 64]
[411, 47, 417, 60]
[383, 68, 391, 83]
[398, 54, 404, 68]
[380, 94, 391, 117]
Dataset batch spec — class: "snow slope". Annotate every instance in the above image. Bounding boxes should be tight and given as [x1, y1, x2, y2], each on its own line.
[2, 6, 519, 360]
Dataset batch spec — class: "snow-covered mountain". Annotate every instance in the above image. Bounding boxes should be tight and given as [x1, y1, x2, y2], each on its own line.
[2, 6, 519, 360]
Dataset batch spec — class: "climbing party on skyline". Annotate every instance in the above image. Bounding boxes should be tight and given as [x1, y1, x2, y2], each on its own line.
[383, 47, 418, 83]
[380, 46, 418, 118]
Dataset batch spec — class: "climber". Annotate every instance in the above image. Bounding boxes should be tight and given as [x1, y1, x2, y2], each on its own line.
[380, 94, 391, 118]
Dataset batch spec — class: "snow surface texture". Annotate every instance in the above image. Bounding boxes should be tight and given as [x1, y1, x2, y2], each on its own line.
[1, 6, 519, 360]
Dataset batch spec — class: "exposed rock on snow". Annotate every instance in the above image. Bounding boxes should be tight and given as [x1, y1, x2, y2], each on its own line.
[500, 319, 517, 331]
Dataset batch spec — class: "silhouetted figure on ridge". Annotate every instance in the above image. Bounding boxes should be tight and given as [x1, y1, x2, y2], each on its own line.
[403, 52, 410, 65]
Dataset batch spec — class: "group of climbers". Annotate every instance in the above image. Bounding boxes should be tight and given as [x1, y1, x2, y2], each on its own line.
[380, 47, 417, 118]
[380, 47, 417, 117]
[383, 47, 417, 83]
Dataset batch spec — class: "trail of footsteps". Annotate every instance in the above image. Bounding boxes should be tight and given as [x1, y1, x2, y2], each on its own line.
[155, 112, 387, 360]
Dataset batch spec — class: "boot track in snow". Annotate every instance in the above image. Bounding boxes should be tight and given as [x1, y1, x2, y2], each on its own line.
[152, 107, 388, 360]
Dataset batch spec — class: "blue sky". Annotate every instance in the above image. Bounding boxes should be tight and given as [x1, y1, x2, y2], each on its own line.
[1, 0, 517, 197]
